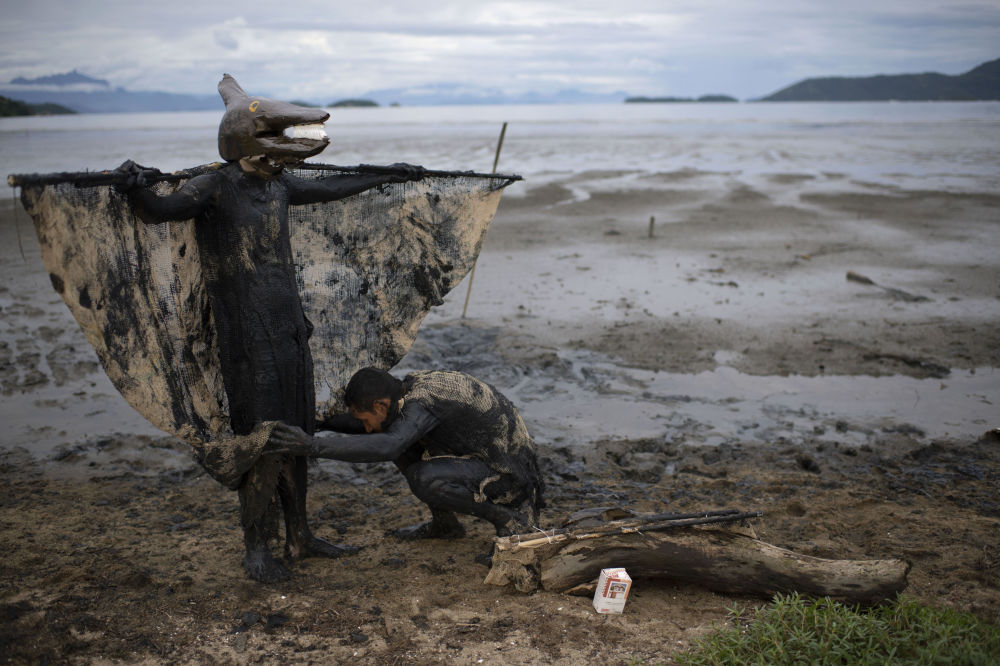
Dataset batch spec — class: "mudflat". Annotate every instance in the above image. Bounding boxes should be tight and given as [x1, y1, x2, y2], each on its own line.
[1, 167, 998, 663]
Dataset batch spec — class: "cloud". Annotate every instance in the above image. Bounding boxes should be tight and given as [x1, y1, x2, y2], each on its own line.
[0, 0, 997, 101]
[213, 29, 239, 51]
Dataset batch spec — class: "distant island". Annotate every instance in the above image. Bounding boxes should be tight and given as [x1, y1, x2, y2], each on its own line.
[0, 70, 218, 113]
[10, 70, 110, 89]
[626, 94, 737, 103]
[0, 94, 75, 116]
[5, 58, 999, 113]
[329, 99, 378, 108]
[761, 58, 1000, 101]
[0, 70, 390, 113]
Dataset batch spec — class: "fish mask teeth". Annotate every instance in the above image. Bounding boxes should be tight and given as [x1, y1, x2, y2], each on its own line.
[287, 124, 328, 140]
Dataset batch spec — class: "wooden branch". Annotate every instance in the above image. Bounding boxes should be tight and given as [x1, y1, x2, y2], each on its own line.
[8, 162, 522, 189]
[301, 162, 522, 182]
[7, 164, 223, 188]
[485, 510, 909, 604]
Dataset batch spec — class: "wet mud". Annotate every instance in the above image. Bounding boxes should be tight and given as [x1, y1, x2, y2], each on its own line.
[2, 423, 998, 664]
[2, 164, 998, 663]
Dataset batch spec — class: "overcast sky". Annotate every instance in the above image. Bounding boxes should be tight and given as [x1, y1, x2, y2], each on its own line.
[2, 1, 998, 101]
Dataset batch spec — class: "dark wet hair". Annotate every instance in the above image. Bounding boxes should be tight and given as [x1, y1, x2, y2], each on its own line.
[344, 367, 403, 411]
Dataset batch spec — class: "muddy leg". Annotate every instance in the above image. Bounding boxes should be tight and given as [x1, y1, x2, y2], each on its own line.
[405, 459, 530, 537]
[278, 456, 360, 560]
[239, 459, 289, 583]
[392, 452, 467, 539]
[387, 447, 467, 539]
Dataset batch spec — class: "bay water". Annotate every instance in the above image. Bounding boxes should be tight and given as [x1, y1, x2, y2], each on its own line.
[2, 102, 998, 454]
[4, 101, 999, 192]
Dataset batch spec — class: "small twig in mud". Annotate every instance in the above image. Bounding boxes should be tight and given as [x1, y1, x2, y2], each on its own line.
[846, 270, 930, 302]
[846, 271, 876, 286]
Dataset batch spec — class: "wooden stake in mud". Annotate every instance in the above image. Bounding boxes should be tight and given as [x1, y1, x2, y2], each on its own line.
[462, 121, 508, 319]
[648, 215, 655, 238]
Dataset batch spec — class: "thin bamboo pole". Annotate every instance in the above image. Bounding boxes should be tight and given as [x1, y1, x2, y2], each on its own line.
[461, 121, 508, 319]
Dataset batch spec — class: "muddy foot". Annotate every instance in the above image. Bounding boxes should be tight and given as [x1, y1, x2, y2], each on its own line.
[392, 518, 467, 540]
[292, 535, 361, 559]
[243, 550, 290, 583]
[494, 513, 532, 538]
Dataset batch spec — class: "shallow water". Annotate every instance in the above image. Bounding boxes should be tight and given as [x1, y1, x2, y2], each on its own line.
[420, 239, 997, 337]
[4, 102, 999, 192]
[515, 350, 997, 448]
[2, 102, 998, 459]
[6, 340, 990, 459]
[0, 371, 166, 454]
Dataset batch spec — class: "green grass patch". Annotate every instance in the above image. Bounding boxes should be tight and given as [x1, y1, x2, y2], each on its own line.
[675, 593, 1000, 666]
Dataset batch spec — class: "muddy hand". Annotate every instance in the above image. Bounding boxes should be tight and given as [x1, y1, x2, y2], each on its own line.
[113, 160, 158, 193]
[389, 162, 426, 182]
[264, 422, 315, 456]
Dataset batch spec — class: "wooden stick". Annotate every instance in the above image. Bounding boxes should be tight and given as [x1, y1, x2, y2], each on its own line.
[648, 215, 655, 238]
[302, 162, 521, 182]
[7, 163, 223, 188]
[462, 121, 508, 319]
[497, 510, 762, 553]
[8, 161, 522, 189]
[491, 122, 508, 174]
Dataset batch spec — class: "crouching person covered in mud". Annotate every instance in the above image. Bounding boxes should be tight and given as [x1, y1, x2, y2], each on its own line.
[266, 368, 544, 547]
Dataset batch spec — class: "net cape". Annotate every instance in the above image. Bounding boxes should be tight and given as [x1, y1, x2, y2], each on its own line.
[17, 163, 516, 487]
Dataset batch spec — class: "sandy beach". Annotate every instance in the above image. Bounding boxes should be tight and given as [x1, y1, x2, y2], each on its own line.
[2, 165, 999, 663]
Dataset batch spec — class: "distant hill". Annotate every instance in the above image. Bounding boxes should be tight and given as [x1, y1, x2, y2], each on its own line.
[10, 70, 110, 89]
[626, 94, 737, 103]
[761, 58, 1000, 101]
[2, 71, 632, 110]
[0, 70, 219, 113]
[329, 99, 378, 108]
[0, 94, 76, 116]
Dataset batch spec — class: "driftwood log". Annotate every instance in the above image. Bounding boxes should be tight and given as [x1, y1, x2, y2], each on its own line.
[484, 508, 910, 605]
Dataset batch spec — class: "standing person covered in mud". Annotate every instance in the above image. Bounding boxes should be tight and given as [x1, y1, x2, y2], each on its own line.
[267, 367, 544, 544]
[118, 75, 424, 583]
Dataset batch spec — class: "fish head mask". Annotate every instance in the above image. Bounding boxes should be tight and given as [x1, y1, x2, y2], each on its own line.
[217, 74, 330, 166]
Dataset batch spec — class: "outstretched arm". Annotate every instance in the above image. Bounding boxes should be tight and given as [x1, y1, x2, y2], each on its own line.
[286, 163, 425, 205]
[116, 161, 217, 223]
[316, 413, 367, 434]
[268, 402, 438, 463]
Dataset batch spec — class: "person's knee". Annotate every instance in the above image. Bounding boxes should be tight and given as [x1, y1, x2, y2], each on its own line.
[404, 463, 442, 502]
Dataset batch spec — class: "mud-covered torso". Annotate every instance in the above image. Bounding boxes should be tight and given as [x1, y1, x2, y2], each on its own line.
[402, 371, 539, 485]
[194, 164, 314, 434]
[197, 165, 297, 286]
